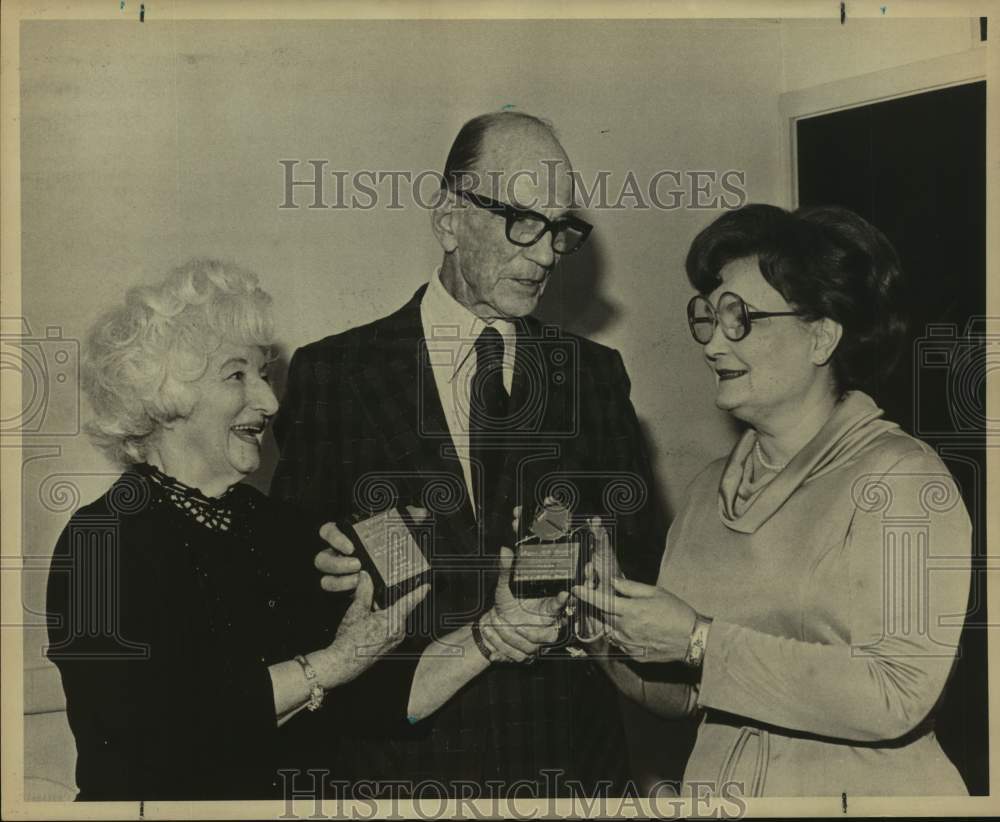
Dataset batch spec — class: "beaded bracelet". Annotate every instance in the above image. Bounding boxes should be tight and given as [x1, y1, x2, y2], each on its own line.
[294, 654, 325, 711]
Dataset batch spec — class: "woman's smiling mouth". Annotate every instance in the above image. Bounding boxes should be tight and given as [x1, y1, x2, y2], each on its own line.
[230, 422, 265, 444]
[716, 369, 748, 381]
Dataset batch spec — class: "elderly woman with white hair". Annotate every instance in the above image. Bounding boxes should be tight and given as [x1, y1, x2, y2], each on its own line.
[46, 259, 429, 801]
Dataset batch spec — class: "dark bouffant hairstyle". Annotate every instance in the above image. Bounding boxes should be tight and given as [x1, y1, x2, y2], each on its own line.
[685, 203, 908, 394]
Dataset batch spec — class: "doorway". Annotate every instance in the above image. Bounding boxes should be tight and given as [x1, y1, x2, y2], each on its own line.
[796, 79, 988, 795]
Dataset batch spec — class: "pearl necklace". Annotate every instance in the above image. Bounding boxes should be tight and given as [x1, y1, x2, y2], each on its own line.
[754, 440, 787, 472]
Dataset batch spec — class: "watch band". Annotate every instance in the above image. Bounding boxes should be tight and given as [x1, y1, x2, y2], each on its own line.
[471, 615, 495, 663]
[683, 614, 713, 669]
[294, 654, 325, 711]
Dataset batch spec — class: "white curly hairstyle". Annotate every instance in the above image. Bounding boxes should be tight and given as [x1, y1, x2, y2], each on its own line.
[83, 258, 275, 465]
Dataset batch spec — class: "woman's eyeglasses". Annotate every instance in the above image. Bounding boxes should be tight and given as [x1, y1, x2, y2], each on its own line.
[458, 190, 592, 255]
[687, 291, 798, 344]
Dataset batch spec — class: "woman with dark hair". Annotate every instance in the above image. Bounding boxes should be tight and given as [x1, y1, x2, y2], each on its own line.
[574, 204, 971, 796]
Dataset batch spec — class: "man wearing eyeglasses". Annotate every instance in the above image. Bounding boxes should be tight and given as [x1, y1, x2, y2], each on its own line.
[271, 111, 665, 796]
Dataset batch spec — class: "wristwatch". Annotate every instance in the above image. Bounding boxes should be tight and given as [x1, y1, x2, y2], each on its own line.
[684, 614, 713, 669]
[471, 615, 495, 662]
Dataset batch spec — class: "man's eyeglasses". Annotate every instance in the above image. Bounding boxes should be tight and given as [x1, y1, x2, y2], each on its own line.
[457, 190, 592, 255]
[687, 291, 799, 344]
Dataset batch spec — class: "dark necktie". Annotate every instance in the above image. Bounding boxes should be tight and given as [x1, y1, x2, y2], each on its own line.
[469, 326, 508, 522]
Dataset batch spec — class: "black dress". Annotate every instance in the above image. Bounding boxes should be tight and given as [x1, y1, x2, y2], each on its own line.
[46, 464, 417, 801]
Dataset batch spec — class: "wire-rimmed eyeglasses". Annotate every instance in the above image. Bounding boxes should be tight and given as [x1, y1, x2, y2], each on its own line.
[458, 190, 592, 255]
[687, 291, 799, 344]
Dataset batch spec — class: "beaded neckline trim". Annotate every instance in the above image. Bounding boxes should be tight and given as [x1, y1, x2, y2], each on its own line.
[137, 463, 236, 533]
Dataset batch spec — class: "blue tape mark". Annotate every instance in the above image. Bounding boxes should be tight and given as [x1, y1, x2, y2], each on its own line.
[407, 715, 420, 725]
[501, 103, 516, 111]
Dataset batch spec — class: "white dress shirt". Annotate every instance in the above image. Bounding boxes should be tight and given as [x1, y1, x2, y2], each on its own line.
[420, 268, 516, 509]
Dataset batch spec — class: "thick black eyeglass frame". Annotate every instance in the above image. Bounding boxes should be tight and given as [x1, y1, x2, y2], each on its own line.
[687, 291, 799, 343]
[457, 190, 593, 254]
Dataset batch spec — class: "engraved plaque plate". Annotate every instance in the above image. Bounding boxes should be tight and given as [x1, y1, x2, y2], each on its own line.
[342, 508, 430, 608]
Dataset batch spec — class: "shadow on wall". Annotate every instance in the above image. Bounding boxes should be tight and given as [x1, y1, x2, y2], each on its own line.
[535, 231, 618, 338]
[638, 418, 674, 526]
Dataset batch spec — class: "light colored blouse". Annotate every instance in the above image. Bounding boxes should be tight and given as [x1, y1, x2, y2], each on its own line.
[656, 391, 971, 797]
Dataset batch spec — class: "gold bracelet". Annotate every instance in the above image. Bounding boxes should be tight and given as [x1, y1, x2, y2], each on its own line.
[294, 654, 325, 711]
[683, 614, 713, 669]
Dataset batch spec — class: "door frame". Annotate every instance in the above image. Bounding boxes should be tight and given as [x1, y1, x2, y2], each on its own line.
[779, 43, 997, 801]
[777, 47, 987, 209]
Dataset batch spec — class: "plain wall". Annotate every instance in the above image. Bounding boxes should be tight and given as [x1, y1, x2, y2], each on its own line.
[778, 17, 979, 91]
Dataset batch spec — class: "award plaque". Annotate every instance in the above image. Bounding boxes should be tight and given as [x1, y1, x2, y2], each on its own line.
[340, 508, 431, 609]
[511, 501, 590, 599]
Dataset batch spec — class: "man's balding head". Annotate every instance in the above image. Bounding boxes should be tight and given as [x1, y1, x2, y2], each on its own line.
[442, 111, 569, 202]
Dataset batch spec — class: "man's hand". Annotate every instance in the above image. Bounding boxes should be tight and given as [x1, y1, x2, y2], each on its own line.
[481, 546, 568, 663]
[315, 522, 362, 591]
[315, 506, 429, 592]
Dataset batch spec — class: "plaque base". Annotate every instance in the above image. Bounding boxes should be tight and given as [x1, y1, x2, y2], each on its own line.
[340, 508, 431, 609]
[511, 533, 589, 599]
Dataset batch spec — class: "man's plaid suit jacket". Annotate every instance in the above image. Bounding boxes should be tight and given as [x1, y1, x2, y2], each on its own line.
[271, 285, 666, 794]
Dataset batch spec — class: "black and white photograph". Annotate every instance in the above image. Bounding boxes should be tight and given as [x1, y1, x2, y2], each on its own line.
[2, 1, 996, 818]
